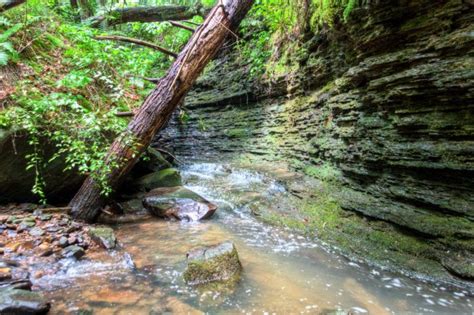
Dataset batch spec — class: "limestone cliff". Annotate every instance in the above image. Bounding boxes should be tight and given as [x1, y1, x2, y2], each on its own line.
[159, 0, 474, 284]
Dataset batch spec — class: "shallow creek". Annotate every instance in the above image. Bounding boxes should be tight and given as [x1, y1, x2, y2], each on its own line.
[35, 163, 472, 314]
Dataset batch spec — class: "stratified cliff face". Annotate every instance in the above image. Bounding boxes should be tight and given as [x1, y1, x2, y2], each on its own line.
[159, 0, 474, 282]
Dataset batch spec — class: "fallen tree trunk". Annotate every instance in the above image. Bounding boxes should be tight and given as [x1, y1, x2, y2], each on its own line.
[0, 0, 26, 11]
[88, 4, 208, 27]
[95, 35, 177, 58]
[70, 0, 254, 222]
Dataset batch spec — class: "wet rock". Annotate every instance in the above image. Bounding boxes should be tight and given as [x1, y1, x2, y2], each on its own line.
[0, 279, 32, 291]
[62, 245, 85, 259]
[67, 235, 77, 245]
[38, 214, 52, 221]
[21, 217, 36, 227]
[143, 187, 217, 221]
[183, 241, 242, 285]
[39, 248, 53, 257]
[0, 288, 50, 314]
[88, 226, 116, 249]
[29, 227, 44, 237]
[58, 218, 70, 226]
[58, 236, 68, 248]
[133, 168, 182, 192]
[0, 267, 12, 281]
[16, 223, 30, 233]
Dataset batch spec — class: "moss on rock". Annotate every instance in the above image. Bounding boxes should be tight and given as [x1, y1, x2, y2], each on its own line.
[183, 242, 242, 286]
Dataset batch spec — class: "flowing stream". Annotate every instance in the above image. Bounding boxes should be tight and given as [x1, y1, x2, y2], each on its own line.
[36, 163, 472, 314]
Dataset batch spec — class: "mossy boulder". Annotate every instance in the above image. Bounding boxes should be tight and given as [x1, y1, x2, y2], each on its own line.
[0, 288, 50, 314]
[132, 168, 182, 192]
[143, 186, 217, 221]
[183, 241, 242, 286]
[88, 226, 116, 249]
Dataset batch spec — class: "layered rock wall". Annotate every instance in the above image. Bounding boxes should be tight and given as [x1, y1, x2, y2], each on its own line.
[159, 0, 474, 279]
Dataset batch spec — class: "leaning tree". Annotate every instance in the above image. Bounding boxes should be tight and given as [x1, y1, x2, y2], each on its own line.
[69, 0, 254, 222]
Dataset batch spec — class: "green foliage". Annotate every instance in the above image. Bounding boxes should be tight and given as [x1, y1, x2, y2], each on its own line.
[0, 3, 168, 200]
[237, 0, 359, 78]
[310, 0, 359, 27]
[0, 17, 22, 65]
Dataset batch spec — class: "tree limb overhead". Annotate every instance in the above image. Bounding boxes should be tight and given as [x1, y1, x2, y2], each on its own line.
[88, 4, 209, 27]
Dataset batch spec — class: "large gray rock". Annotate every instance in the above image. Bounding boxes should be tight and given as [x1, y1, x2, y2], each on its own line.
[183, 241, 242, 285]
[142, 186, 217, 221]
[0, 288, 50, 314]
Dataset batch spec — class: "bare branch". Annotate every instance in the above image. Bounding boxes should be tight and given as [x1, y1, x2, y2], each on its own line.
[169, 20, 195, 32]
[94, 35, 178, 58]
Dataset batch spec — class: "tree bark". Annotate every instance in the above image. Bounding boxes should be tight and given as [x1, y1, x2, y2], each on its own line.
[87, 4, 209, 28]
[94, 35, 178, 58]
[70, 0, 254, 222]
[0, 0, 26, 11]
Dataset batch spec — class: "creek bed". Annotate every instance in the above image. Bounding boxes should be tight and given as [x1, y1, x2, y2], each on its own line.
[36, 163, 472, 314]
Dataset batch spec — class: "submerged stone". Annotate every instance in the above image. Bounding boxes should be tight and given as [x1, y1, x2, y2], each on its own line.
[0, 288, 50, 314]
[183, 241, 242, 285]
[143, 186, 217, 221]
[88, 226, 117, 249]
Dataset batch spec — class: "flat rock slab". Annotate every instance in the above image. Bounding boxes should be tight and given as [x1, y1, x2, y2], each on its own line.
[184, 241, 242, 285]
[143, 186, 217, 221]
[0, 288, 50, 314]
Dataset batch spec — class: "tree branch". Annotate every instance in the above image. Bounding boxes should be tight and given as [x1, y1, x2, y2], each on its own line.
[169, 21, 195, 32]
[94, 35, 177, 58]
[0, 0, 26, 11]
[182, 20, 202, 26]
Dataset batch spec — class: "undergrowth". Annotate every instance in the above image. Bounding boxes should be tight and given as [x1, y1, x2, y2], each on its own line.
[0, 1, 191, 202]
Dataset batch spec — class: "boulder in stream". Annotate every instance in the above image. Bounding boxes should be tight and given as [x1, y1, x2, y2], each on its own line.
[87, 226, 117, 249]
[143, 186, 217, 221]
[0, 288, 50, 314]
[183, 241, 242, 286]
